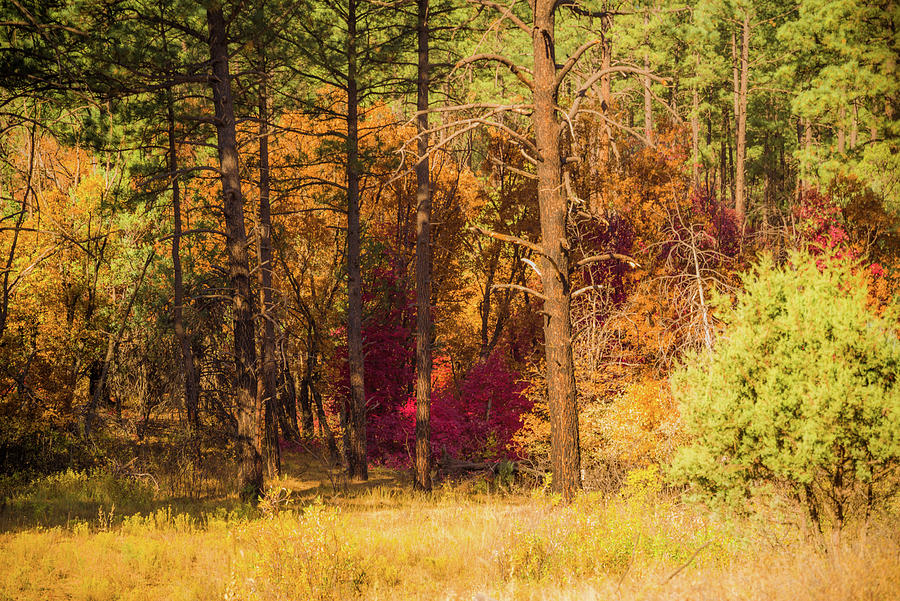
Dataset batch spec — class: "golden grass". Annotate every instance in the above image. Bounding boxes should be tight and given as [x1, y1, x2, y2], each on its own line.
[1, 452, 898, 601]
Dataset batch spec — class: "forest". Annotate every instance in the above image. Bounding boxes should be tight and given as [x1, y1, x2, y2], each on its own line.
[1, 0, 899, 599]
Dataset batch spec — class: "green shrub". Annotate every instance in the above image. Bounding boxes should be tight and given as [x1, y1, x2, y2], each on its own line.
[671, 252, 900, 529]
[2, 469, 156, 528]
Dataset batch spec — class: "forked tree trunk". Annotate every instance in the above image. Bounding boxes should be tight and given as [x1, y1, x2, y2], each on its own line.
[83, 254, 152, 439]
[167, 88, 200, 433]
[293, 356, 315, 435]
[533, 0, 581, 502]
[206, 4, 263, 501]
[276, 366, 301, 441]
[413, 0, 433, 492]
[345, 0, 368, 481]
[256, 63, 281, 478]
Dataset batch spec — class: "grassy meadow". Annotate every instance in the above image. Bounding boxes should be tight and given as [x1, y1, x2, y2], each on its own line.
[1, 451, 898, 601]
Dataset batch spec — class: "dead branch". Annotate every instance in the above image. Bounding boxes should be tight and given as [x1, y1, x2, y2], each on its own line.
[576, 253, 640, 269]
[468, 0, 532, 34]
[491, 283, 547, 302]
[556, 38, 602, 90]
[469, 225, 544, 255]
[456, 53, 534, 91]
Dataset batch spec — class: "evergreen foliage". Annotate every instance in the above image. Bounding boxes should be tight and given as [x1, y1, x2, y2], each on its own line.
[672, 251, 900, 528]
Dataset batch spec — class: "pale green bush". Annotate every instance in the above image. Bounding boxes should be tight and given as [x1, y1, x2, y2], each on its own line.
[671, 252, 900, 529]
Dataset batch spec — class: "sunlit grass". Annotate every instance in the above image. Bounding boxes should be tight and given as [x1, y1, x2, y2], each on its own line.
[1, 452, 898, 601]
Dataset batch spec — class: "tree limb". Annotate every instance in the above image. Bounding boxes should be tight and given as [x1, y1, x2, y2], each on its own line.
[468, 0, 532, 34]
[576, 253, 640, 268]
[469, 225, 544, 255]
[491, 283, 547, 302]
[556, 39, 601, 90]
[456, 54, 534, 91]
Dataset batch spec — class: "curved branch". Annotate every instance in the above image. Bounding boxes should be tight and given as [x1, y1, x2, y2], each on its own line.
[521, 257, 542, 277]
[571, 284, 602, 299]
[455, 53, 534, 91]
[489, 156, 538, 180]
[470, 225, 543, 255]
[468, 0, 532, 34]
[556, 39, 601, 90]
[491, 283, 547, 302]
[576, 253, 640, 269]
[569, 65, 669, 121]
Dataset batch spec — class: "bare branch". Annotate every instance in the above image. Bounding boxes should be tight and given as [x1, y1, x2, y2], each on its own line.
[469, 225, 544, 255]
[576, 253, 640, 269]
[491, 283, 547, 302]
[521, 257, 541, 277]
[489, 156, 538, 180]
[556, 39, 601, 90]
[571, 283, 602, 299]
[569, 65, 669, 121]
[468, 0, 532, 34]
[456, 54, 534, 91]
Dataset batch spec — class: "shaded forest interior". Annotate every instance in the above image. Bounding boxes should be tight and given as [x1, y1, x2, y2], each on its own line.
[1, 0, 899, 510]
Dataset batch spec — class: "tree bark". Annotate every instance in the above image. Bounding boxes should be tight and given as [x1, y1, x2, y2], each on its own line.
[167, 88, 200, 434]
[599, 12, 612, 163]
[413, 0, 433, 492]
[533, 0, 581, 502]
[691, 56, 701, 188]
[734, 14, 750, 229]
[294, 354, 315, 435]
[344, 0, 368, 481]
[643, 12, 653, 145]
[837, 105, 846, 153]
[0, 121, 35, 342]
[256, 61, 281, 478]
[206, 4, 263, 501]
[276, 365, 301, 441]
[82, 253, 152, 439]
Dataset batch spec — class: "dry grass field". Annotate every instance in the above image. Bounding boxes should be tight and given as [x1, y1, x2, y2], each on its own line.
[1, 452, 898, 601]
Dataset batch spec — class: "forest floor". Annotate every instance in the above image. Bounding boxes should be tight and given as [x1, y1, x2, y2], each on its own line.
[0, 449, 898, 601]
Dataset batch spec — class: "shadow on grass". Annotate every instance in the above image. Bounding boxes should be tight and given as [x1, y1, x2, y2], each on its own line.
[276, 449, 411, 504]
[0, 448, 411, 532]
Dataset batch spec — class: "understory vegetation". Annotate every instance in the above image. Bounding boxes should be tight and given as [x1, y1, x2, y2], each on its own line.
[2, 0, 900, 598]
[2, 456, 899, 601]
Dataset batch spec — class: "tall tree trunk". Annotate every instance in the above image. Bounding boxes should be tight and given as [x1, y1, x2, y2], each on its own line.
[167, 89, 200, 434]
[691, 58, 701, 188]
[734, 14, 750, 228]
[345, 0, 368, 481]
[414, 0, 433, 492]
[276, 366, 301, 441]
[206, 4, 263, 501]
[82, 253, 152, 439]
[719, 135, 727, 203]
[533, 0, 581, 502]
[293, 351, 314, 435]
[306, 333, 340, 461]
[256, 62, 281, 478]
[599, 12, 612, 164]
[837, 105, 846, 153]
[643, 12, 653, 145]
[726, 112, 734, 204]
[1, 120, 35, 341]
